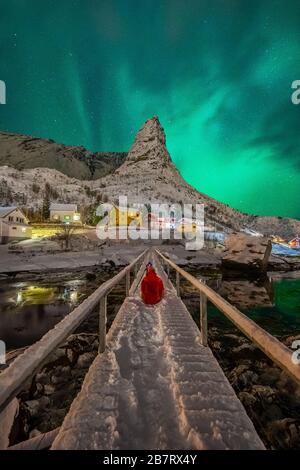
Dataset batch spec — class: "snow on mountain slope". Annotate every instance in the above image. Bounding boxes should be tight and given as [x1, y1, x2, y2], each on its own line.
[1, 117, 300, 238]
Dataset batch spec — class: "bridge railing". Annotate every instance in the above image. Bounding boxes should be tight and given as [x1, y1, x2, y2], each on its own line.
[0, 249, 148, 415]
[156, 249, 300, 386]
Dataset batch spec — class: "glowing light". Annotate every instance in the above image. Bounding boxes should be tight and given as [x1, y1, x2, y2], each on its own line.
[17, 291, 23, 304]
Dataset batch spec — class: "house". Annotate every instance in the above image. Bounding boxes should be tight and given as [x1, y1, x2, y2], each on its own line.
[50, 204, 81, 223]
[0, 207, 32, 244]
[109, 205, 142, 227]
[289, 237, 300, 249]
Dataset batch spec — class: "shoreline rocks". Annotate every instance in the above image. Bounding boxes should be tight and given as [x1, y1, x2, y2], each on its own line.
[3, 333, 99, 446]
[222, 233, 272, 272]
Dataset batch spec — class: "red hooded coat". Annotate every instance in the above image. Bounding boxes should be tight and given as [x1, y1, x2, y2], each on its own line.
[141, 267, 164, 305]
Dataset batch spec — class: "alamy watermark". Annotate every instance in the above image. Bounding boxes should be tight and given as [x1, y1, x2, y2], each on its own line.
[0, 80, 6, 104]
[291, 80, 300, 105]
[95, 196, 205, 250]
[291, 340, 300, 365]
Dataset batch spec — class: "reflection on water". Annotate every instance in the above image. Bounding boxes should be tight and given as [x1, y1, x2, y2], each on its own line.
[204, 275, 300, 337]
[184, 271, 300, 337]
[0, 280, 87, 350]
[247, 278, 300, 336]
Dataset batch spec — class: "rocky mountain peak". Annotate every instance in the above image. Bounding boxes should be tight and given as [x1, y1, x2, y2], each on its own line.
[119, 116, 171, 168]
[136, 116, 166, 145]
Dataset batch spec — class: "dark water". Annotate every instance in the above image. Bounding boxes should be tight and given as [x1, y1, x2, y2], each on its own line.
[0, 278, 101, 350]
[181, 273, 300, 339]
[246, 278, 300, 336]
[0, 272, 300, 350]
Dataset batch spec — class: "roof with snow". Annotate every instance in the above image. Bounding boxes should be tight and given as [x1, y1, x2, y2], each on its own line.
[0, 206, 18, 218]
[50, 203, 78, 212]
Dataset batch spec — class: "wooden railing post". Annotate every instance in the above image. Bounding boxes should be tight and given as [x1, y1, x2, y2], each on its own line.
[98, 296, 107, 353]
[167, 264, 170, 277]
[176, 271, 180, 297]
[126, 270, 130, 296]
[200, 281, 207, 346]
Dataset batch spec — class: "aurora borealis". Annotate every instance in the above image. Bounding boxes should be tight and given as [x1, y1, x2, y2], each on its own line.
[0, 0, 300, 218]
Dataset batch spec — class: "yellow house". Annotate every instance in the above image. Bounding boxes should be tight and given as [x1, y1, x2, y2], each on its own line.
[109, 205, 142, 227]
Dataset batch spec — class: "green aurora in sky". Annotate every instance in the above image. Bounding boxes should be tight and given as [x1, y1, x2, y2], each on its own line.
[0, 0, 300, 218]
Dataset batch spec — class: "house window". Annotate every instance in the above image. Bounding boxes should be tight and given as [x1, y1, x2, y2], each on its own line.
[16, 217, 19, 222]
[20, 218, 24, 223]
[12, 227, 17, 230]
[8, 216, 13, 222]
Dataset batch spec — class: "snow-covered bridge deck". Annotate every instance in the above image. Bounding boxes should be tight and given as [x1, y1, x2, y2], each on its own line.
[52, 254, 264, 450]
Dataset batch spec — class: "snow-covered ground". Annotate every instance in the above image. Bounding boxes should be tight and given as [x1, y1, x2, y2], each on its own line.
[272, 243, 300, 257]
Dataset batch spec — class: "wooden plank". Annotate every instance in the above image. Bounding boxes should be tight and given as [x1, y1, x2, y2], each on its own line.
[156, 249, 300, 386]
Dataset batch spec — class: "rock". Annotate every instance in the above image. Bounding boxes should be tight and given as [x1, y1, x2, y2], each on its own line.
[36, 371, 51, 386]
[238, 391, 257, 408]
[76, 352, 96, 369]
[66, 348, 78, 365]
[222, 232, 272, 271]
[259, 367, 281, 386]
[29, 429, 42, 439]
[50, 365, 71, 385]
[228, 365, 258, 388]
[271, 418, 300, 448]
[85, 271, 96, 281]
[43, 384, 56, 396]
[251, 385, 277, 404]
[231, 343, 264, 361]
[33, 382, 44, 397]
[25, 400, 40, 417]
[220, 280, 272, 310]
[43, 348, 69, 370]
[25, 398, 50, 417]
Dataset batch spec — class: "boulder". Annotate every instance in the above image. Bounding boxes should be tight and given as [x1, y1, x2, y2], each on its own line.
[222, 232, 272, 271]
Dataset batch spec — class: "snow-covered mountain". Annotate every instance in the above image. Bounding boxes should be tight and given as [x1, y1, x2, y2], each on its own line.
[0, 131, 126, 179]
[1, 117, 300, 238]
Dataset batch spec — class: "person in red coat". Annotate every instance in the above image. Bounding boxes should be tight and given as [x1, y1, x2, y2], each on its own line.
[141, 262, 164, 305]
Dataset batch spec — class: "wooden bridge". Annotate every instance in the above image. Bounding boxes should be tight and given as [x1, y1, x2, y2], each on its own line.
[1, 248, 300, 450]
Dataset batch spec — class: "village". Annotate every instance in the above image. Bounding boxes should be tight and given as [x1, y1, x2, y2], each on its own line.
[1, 202, 300, 256]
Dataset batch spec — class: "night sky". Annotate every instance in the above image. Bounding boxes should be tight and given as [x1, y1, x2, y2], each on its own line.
[0, 0, 300, 218]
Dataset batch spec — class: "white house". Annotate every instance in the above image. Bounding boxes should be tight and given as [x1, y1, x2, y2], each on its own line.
[50, 203, 81, 223]
[0, 207, 32, 244]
